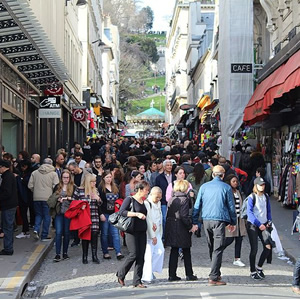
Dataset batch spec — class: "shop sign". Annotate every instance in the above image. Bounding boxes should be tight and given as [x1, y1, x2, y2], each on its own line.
[231, 63, 252, 73]
[72, 108, 86, 122]
[44, 83, 64, 96]
[39, 96, 61, 109]
[39, 109, 61, 119]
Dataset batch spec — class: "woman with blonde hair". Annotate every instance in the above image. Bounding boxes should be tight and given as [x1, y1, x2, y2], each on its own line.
[73, 173, 102, 264]
[165, 180, 197, 282]
[48, 169, 75, 262]
[98, 170, 123, 260]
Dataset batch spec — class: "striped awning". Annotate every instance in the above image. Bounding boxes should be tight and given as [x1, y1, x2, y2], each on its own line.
[0, 0, 69, 86]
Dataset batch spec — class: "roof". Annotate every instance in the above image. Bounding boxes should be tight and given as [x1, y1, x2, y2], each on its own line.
[136, 107, 165, 118]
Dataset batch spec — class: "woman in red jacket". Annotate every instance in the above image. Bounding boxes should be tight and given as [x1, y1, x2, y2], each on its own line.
[73, 173, 102, 264]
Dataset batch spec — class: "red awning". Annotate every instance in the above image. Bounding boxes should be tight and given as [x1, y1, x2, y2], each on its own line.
[244, 50, 300, 125]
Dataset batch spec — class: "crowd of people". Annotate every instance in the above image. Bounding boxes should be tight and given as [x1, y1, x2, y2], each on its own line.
[0, 136, 299, 294]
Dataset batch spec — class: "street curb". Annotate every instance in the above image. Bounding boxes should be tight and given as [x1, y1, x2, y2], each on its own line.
[16, 239, 54, 299]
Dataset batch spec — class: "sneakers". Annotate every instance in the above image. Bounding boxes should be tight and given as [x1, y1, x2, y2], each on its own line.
[16, 232, 30, 239]
[233, 259, 245, 267]
[53, 254, 61, 262]
[250, 272, 262, 280]
[63, 254, 70, 260]
[41, 237, 52, 242]
[256, 268, 265, 279]
[33, 231, 39, 240]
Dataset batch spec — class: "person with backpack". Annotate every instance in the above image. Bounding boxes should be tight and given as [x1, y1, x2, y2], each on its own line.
[246, 177, 272, 280]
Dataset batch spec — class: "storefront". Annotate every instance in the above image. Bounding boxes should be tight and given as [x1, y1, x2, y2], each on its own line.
[244, 44, 300, 206]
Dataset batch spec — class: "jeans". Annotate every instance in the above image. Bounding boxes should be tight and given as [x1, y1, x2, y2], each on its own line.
[1, 208, 17, 253]
[246, 222, 271, 273]
[117, 231, 146, 286]
[54, 214, 71, 255]
[293, 256, 300, 287]
[100, 214, 121, 255]
[169, 247, 193, 277]
[34, 201, 51, 239]
[203, 220, 226, 281]
[161, 204, 167, 240]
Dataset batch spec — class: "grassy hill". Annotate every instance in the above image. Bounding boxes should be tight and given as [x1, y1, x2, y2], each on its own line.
[127, 95, 165, 115]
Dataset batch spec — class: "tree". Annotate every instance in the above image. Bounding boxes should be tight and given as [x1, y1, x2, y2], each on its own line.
[140, 6, 154, 31]
[126, 35, 159, 63]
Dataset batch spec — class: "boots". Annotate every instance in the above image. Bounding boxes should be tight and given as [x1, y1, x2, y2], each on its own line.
[82, 240, 89, 264]
[91, 232, 100, 264]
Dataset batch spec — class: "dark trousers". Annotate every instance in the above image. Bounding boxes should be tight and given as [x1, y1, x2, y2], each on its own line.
[117, 231, 146, 286]
[169, 247, 193, 277]
[203, 220, 226, 281]
[224, 236, 243, 258]
[1, 208, 17, 253]
[246, 222, 271, 272]
[293, 256, 300, 287]
[19, 198, 29, 233]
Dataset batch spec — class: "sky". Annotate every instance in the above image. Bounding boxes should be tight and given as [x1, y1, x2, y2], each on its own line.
[140, 0, 176, 31]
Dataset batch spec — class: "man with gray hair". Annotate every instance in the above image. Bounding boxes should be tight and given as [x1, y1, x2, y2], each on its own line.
[155, 159, 176, 239]
[28, 157, 59, 241]
[192, 165, 237, 286]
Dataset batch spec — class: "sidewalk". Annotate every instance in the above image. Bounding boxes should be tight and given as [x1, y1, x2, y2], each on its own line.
[0, 229, 54, 299]
[0, 197, 299, 299]
[270, 196, 299, 263]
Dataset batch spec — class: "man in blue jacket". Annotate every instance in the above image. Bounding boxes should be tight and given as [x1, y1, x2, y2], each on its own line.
[192, 165, 237, 286]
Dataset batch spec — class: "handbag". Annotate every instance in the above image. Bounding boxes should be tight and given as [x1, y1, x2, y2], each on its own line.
[108, 197, 134, 232]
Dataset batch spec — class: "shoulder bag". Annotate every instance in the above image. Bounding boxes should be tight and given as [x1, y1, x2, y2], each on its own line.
[108, 197, 134, 232]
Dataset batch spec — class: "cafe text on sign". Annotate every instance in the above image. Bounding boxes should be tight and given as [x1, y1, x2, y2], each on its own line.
[231, 63, 252, 73]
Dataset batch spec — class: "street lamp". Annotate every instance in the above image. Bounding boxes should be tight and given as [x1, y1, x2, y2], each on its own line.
[92, 39, 107, 47]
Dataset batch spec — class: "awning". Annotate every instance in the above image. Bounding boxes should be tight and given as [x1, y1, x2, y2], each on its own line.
[0, 1, 69, 86]
[244, 49, 300, 125]
[100, 105, 112, 116]
[204, 99, 219, 111]
[197, 94, 210, 109]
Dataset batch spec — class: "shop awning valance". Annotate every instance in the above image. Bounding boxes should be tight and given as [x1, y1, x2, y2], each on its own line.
[244, 49, 300, 125]
[100, 105, 112, 116]
[197, 94, 210, 109]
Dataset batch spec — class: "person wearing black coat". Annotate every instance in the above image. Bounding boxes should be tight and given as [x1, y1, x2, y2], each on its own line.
[165, 180, 198, 282]
[0, 159, 18, 255]
[155, 160, 176, 238]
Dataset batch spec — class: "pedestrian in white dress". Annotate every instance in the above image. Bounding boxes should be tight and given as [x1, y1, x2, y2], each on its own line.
[142, 187, 165, 283]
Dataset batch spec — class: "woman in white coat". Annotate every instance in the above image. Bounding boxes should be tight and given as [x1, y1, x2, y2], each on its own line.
[142, 187, 165, 283]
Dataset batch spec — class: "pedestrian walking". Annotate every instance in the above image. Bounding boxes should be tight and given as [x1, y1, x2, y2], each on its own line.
[165, 180, 198, 282]
[117, 181, 150, 288]
[28, 158, 59, 241]
[98, 170, 124, 260]
[47, 169, 75, 262]
[155, 159, 176, 238]
[192, 165, 237, 286]
[0, 159, 18, 255]
[73, 173, 102, 264]
[246, 177, 273, 280]
[292, 257, 300, 295]
[142, 186, 165, 283]
[223, 174, 247, 267]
